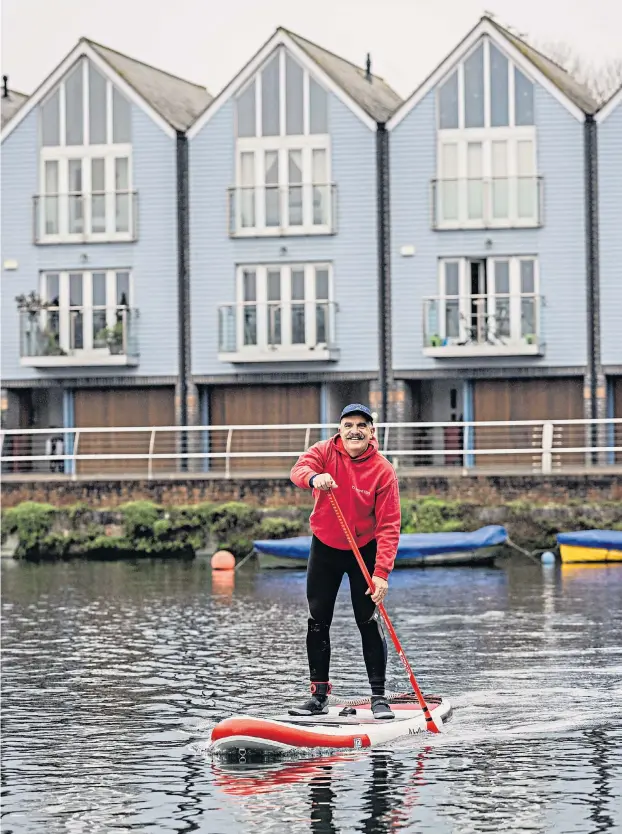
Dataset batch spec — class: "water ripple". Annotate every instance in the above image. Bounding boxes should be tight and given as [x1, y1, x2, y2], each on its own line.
[2, 559, 621, 833]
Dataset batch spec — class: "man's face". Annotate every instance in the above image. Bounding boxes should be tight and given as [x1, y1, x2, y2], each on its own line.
[339, 415, 374, 458]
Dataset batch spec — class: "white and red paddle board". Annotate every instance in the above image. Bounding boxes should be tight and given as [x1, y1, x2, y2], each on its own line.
[210, 694, 451, 754]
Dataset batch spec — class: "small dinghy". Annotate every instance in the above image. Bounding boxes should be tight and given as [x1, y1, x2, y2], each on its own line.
[254, 526, 507, 569]
[557, 530, 622, 564]
[210, 693, 452, 755]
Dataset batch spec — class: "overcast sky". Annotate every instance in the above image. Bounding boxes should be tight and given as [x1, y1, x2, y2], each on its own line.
[2, 0, 621, 99]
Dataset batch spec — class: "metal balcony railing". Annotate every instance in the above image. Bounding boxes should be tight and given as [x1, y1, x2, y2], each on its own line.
[1, 419, 619, 479]
[227, 184, 337, 235]
[33, 191, 138, 242]
[19, 306, 139, 362]
[431, 177, 543, 229]
[423, 293, 543, 355]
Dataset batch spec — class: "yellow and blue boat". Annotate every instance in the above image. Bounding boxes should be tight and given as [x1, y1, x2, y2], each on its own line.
[557, 530, 622, 564]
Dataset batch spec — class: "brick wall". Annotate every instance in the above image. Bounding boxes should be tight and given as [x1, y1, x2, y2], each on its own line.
[2, 473, 621, 509]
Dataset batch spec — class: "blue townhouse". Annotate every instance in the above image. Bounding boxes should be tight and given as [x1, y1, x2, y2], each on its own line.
[1, 39, 210, 466]
[187, 28, 401, 437]
[387, 16, 603, 440]
[596, 85, 622, 438]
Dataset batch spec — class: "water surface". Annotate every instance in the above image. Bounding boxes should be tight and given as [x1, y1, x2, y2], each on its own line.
[2, 556, 621, 833]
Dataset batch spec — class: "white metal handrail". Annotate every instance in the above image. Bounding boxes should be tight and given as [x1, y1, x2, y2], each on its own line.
[1, 418, 620, 479]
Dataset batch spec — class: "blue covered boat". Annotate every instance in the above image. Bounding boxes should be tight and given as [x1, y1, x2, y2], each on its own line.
[557, 530, 622, 564]
[254, 526, 508, 569]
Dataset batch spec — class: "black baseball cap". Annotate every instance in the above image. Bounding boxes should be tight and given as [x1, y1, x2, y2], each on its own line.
[340, 403, 374, 423]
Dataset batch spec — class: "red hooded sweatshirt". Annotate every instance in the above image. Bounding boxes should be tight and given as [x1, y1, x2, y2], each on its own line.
[290, 434, 401, 580]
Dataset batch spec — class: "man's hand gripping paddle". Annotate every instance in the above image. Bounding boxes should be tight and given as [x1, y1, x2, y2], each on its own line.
[327, 489, 442, 733]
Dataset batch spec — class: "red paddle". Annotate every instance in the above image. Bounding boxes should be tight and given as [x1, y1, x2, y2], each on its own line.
[327, 489, 441, 734]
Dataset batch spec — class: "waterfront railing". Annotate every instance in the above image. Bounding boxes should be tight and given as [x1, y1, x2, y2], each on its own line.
[1, 418, 620, 480]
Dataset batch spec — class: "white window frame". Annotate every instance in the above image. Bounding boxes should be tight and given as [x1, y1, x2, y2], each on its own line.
[233, 48, 332, 236]
[37, 58, 134, 244]
[39, 146, 133, 243]
[234, 263, 334, 354]
[435, 256, 539, 347]
[234, 137, 332, 235]
[436, 37, 534, 131]
[39, 270, 133, 355]
[436, 127, 538, 228]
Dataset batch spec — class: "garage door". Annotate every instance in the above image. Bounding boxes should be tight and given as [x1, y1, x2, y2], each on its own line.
[74, 387, 175, 475]
[209, 383, 321, 473]
[473, 378, 584, 470]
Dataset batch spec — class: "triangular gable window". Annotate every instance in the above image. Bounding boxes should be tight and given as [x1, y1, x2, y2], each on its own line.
[235, 47, 328, 138]
[437, 38, 534, 130]
[40, 57, 131, 147]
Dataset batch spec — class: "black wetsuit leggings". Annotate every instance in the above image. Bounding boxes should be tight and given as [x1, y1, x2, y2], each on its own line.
[306, 535, 388, 696]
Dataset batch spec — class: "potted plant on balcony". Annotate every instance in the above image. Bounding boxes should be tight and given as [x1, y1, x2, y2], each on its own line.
[15, 291, 48, 313]
[15, 292, 67, 357]
[41, 330, 66, 356]
[96, 321, 125, 355]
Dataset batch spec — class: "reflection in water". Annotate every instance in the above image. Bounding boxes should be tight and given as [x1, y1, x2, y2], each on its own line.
[211, 747, 432, 834]
[2, 559, 622, 833]
[586, 728, 617, 833]
[308, 765, 338, 834]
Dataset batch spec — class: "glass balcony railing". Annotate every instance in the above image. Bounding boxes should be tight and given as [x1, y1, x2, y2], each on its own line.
[218, 301, 338, 361]
[33, 192, 138, 242]
[227, 184, 337, 236]
[423, 294, 543, 355]
[19, 306, 140, 364]
[431, 177, 543, 229]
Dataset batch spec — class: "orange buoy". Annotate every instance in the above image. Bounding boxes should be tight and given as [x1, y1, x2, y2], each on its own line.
[211, 550, 236, 571]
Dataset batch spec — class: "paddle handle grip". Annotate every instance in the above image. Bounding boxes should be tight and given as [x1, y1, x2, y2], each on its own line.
[327, 490, 440, 733]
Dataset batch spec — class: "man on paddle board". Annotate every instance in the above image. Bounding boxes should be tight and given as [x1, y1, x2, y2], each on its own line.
[289, 403, 401, 720]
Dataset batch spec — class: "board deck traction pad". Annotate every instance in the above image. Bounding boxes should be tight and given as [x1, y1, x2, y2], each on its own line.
[210, 692, 451, 754]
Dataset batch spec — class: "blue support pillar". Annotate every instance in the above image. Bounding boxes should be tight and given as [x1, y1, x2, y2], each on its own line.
[463, 379, 474, 469]
[200, 387, 210, 472]
[62, 389, 74, 475]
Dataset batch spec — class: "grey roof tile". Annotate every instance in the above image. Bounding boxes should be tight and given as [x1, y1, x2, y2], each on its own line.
[86, 39, 213, 131]
[283, 29, 402, 122]
[488, 19, 599, 114]
[1, 89, 28, 127]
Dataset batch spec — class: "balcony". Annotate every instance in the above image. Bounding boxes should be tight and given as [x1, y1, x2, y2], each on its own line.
[423, 294, 544, 357]
[431, 177, 543, 229]
[33, 192, 138, 244]
[227, 184, 337, 237]
[218, 301, 339, 363]
[19, 306, 140, 367]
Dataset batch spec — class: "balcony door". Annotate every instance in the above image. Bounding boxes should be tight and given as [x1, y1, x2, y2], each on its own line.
[235, 263, 332, 354]
[438, 257, 538, 347]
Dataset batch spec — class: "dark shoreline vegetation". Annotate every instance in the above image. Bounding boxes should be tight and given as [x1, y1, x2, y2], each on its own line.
[2, 499, 621, 562]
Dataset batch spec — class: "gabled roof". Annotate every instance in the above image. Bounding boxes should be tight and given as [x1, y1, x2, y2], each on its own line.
[283, 29, 402, 123]
[388, 16, 598, 130]
[488, 19, 599, 115]
[1, 39, 212, 141]
[188, 27, 403, 138]
[85, 39, 212, 131]
[1, 89, 28, 127]
[596, 83, 622, 123]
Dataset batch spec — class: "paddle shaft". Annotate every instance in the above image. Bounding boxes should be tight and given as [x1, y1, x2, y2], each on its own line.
[327, 490, 440, 733]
